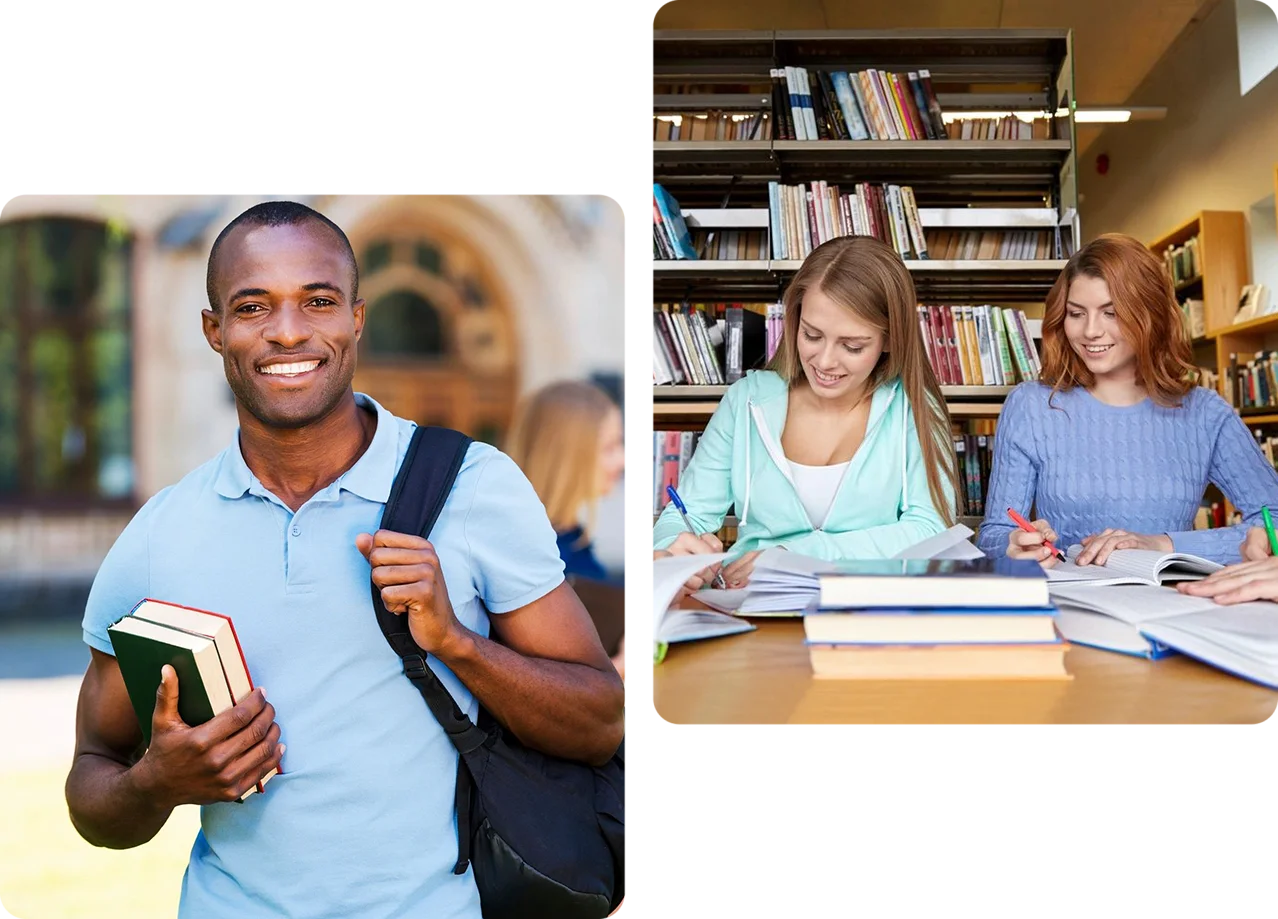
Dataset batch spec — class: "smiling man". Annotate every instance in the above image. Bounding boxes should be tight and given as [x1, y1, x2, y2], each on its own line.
[65, 201, 624, 918]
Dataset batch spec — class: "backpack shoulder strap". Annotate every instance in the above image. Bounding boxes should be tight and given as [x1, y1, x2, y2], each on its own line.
[373, 425, 488, 755]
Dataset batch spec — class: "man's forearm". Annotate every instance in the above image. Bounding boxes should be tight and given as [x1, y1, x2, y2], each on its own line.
[435, 629, 624, 766]
[66, 753, 175, 849]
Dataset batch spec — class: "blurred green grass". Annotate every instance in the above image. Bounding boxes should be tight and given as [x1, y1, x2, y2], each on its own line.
[0, 766, 200, 919]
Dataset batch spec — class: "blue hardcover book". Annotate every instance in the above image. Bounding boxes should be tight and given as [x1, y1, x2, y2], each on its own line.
[831, 71, 870, 140]
[818, 557, 1049, 610]
[653, 184, 698, 260]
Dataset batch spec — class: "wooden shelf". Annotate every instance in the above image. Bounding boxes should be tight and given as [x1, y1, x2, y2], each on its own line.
[1148, 211, 1249, 403]
[1210, 311, 1278, 339]
[946, 402, 1004, 417]
[1240, 413, 1278, 425]
[656, 385, 729, 399]
[654, 385, 1016, 403]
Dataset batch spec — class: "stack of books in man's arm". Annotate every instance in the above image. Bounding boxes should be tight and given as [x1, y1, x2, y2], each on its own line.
[107, 599, 276, 798]
[805, 558, 1068, 679]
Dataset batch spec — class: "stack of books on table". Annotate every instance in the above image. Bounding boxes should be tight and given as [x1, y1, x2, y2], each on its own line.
[805, 558, 1068, 680]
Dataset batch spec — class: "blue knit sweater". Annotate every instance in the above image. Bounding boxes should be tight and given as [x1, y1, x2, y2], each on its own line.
[975, 382, 1278, 564]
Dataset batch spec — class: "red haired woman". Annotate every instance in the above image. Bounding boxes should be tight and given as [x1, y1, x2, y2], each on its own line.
[977, 233, 1278, 566]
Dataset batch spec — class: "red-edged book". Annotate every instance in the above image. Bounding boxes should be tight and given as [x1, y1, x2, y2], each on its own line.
[118, 598, 277, 797]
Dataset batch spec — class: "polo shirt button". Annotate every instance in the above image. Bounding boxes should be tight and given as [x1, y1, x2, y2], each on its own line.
[291, 525, 301, 536]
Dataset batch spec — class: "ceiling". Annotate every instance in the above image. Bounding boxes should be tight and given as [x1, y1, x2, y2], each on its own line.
[654, 0, 1223, 152]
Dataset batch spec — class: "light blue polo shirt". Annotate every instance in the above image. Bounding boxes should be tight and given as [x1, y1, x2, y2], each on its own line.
[82, 393, 566, 919]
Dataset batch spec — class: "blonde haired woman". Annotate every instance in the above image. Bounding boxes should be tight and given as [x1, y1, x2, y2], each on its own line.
[507, 380, 626, 675]
[653, 235, 961, 588]
[507, 380, 625, 581]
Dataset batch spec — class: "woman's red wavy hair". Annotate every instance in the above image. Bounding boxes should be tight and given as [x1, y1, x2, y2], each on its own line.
[1040, 233, 1196, 406]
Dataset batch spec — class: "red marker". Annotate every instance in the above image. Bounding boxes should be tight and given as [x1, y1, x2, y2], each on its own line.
[1006, 507, 1066, 562]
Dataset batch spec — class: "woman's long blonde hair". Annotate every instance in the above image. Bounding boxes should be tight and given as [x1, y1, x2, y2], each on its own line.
[768, 235, 961, 523]
[505, 380, 617, 537]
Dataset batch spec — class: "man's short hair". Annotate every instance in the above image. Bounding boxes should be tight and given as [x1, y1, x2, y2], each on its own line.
[205, 201, 359, 311]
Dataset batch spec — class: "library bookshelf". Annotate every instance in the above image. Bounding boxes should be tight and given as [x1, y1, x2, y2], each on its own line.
[653, 29, 1078, 533]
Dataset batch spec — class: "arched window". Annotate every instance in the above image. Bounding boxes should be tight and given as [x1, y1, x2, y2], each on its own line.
[364, 290, 446, 358]
[0, 218, 133, 504]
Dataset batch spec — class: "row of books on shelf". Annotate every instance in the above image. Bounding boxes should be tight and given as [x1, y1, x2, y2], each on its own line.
[690, 228, 768, 261]
[655, 181, 1066, 263]
[920, 305, 1041, 387]
[1228, 351, 1278, 411]
[952, 115, 1052, 140]
[652, 300, 1041, 389]
[670, 225, 1059, 263]
[1164, 235, 1200, 286]
[769, 66, 948, 143]
[652, 109, 1051, 143]
[954, 425, 996, 517]
[654, 430, 701, 514]
[653, 111, 770, 142]
[765, 181, 1064, 263]
[653, 303, 782, 387]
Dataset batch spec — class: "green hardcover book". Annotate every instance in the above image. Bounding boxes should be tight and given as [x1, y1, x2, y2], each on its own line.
[107, 617, 235, 747]
[989, 307, 1017, 383]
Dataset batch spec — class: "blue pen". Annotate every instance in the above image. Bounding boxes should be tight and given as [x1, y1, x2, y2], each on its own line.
[665, 484, 728, 589]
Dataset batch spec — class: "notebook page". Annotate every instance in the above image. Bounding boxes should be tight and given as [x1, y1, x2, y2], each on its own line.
[1049, 584, 1218, 625]
[1061, 545, 1164, 581]
[659, 609, 756, 643]
[1046, 558, 1150, 586]
[654, 552, 729, 632]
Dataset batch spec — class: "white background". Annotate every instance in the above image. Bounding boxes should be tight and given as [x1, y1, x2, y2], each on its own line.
[3, 1, 1276, 917]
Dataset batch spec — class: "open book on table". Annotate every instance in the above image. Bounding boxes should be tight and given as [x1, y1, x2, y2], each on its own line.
[1046, 545, 1222, 588]
[653, 552, 754, 653]
[1051, 583, 1278, 687]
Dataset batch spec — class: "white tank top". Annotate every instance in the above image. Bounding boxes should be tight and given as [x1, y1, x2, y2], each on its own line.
[787, 459, 851, 530]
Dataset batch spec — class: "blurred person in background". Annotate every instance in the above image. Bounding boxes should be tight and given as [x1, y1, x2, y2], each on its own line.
[507, 380, 626, 676]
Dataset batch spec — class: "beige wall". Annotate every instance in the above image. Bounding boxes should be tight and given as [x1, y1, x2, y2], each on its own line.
[1078, 0, 1278, 257]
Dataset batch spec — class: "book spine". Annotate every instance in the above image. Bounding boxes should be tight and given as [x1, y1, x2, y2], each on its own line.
[784, 67, 807, 140]
[831, 70, 869, 140]
[726, 306, 745, 383]
[907, 72, 937, 140]
[917, 69, 948, 138]
[797, 67, 819, 140]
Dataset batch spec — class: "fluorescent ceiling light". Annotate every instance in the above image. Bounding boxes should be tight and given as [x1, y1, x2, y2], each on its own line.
[1073, 109, 1132, 123]
[942, 107, 1166, 124]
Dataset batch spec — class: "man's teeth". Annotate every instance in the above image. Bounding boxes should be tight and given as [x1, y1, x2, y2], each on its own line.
[261, 361, 320, 375]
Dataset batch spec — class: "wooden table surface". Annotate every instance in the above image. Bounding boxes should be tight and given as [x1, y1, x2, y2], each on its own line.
[654, 619, 1278, 724]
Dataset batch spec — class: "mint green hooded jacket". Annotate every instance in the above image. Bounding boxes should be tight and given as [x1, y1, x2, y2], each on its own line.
[654, 370, 954, 560]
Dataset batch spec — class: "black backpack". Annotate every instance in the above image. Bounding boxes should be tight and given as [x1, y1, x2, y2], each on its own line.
[371, 425, 624, 919]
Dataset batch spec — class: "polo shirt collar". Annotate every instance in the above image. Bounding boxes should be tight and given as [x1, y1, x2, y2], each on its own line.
[213, 392, 399, 503]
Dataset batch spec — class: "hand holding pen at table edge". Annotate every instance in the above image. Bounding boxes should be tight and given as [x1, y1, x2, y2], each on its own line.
[654, 485, 728, 591]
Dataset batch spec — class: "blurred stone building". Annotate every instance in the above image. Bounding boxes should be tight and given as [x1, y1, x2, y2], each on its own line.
[0, 195, 624, 617]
